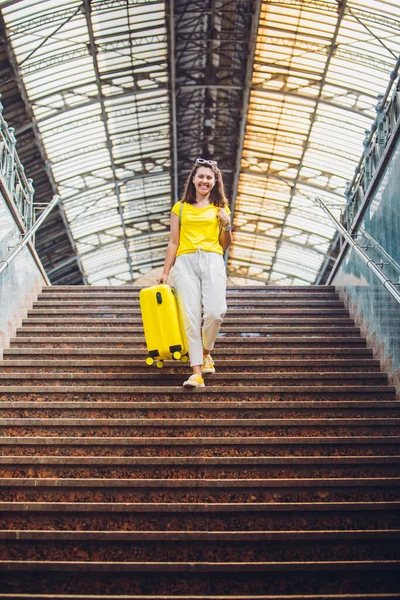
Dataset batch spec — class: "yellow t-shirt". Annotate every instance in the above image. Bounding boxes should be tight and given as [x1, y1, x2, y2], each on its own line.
[172, 201, 231, 257]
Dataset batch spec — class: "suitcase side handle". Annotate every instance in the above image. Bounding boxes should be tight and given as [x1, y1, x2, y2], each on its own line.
[156, 291, 163, 304]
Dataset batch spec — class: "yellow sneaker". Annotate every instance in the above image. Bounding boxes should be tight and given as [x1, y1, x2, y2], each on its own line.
[183, 374, 205, 388]
[202, 354, 215, 374]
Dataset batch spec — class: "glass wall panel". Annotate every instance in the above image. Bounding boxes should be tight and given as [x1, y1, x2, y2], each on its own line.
[0, 192, 46, 355]
[332, 136, 400, 382]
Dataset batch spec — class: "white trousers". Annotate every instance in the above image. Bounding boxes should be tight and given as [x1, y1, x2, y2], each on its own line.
[173, 250, 227, 367]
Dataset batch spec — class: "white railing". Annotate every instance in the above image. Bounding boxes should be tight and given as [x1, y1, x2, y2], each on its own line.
[0, 194, 60, 276]
[0, 95, 61, 277]
[343, 55, 400, 229]
[0, 96, 36, 231]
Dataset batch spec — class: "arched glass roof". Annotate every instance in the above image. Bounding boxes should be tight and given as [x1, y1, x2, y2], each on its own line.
[1, 0, 399, 286]
[1, 0, 171, 285]
[228, 0, 400, 284]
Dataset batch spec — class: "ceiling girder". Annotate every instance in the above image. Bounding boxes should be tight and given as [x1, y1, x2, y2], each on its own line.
[173, 0, 261, 200]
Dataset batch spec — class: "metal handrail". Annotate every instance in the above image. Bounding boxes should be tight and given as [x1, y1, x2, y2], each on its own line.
[314, 196, 400, 305]
[0, 194, 60, 276]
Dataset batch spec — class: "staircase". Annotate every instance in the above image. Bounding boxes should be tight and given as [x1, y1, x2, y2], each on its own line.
[0, 284, 399, 599]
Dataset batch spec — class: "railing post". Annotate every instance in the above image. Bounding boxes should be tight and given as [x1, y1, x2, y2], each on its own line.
[394, 80, 400, 120]
[6, 127, 16, 192]
[375, 94, 386, 159]
[26, 178, 35, 232]
[344, 180, 352, 229]
[362, 129, 371, 191]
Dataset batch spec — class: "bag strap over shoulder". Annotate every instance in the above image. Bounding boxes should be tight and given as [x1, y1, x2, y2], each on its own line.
[179, 201, 183, 228]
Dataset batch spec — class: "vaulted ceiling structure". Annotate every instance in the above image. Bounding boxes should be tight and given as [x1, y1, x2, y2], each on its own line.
[0, 0, 399, 286]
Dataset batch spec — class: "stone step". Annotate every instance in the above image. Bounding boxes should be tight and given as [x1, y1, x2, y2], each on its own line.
[0, 501, 399, 532]
[16, 326, 362, 337]
[0, 458, 400, 472]
[1, 476, 399, 503]
[27, 308, 351, 317]
[3, 348, 374, 361]
[0, 596, 399, 600]
[38, 291, 339, 300]
[0, 567, 399, 598]
[0, 396, 397, 410]
[0, 568, 399, 597]
[0, 530, 399, 565]
[0, 435, 399, 458]
[0, 358, 381, 373]
[0, 385, 395, 402]
[8, 500, 399, 512]
[0, 371, 387, 387]
[23, 316, 357, 325]
[0, 417, 398, 439]
[42, 285, 337, 292]
[0, 594, 399, 600]
[0, 527, 398, 543]
[0, 399, 397, 419]
[0, 455, 399, 481]
[33, 298, 347, 307]
[9, 336, 368, 349]
[4, 417, 397, 426]
[0, 559, 397, 573]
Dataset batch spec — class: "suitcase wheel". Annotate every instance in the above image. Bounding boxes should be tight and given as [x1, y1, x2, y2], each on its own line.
[181, 354, 189, 364]
[145, 357, 154, 366]
[156, 360, 164, 368]
[172, 351, 182, 360]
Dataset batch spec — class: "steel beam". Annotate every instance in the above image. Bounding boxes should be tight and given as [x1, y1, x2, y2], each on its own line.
[226, 0, 268, 268]
[168, 0, 179, 204]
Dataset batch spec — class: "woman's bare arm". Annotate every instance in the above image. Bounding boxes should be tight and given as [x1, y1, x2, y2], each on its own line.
[157, 212, 180, 284]
[219, 228, 232, 251]
[218, 207, 232, 251]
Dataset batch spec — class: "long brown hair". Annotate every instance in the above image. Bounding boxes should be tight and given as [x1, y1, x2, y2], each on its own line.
[180, 162, 229, 207]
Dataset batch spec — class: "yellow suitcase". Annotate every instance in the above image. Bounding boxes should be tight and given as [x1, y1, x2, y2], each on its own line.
[139, 284, 189, 368]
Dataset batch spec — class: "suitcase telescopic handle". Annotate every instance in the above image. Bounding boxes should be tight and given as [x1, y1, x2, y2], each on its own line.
[156, 291, 163, 304]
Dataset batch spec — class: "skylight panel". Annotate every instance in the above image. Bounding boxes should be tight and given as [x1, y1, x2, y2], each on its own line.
[2, 0, 171, 285]
[229, 0, 400, 285]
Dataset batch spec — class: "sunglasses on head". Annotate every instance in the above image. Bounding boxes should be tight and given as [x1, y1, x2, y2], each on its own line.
[195, 158, 218, 167]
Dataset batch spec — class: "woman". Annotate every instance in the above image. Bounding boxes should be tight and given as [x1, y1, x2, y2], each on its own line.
[157, 158, 231, 387]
